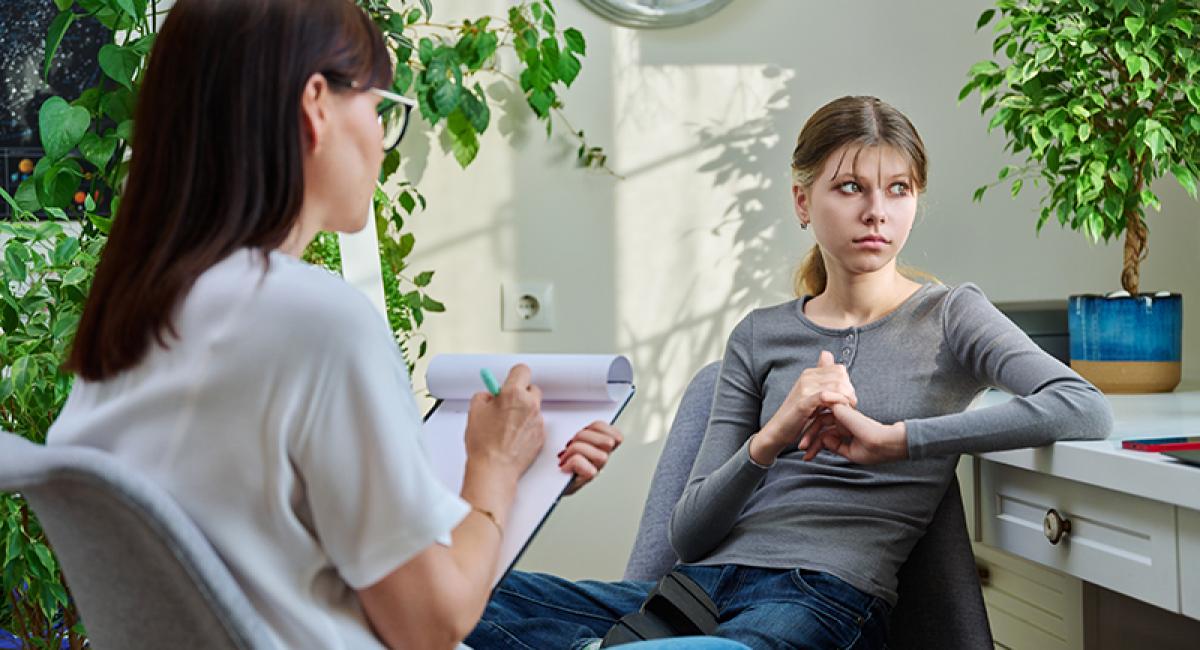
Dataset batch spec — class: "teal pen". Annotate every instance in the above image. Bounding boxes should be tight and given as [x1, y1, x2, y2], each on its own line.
[480, 368, 501, 396]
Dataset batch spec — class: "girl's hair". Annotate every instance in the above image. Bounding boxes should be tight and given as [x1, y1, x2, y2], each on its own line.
[67, 0, 392, 381]
[790, 96, 929, 297]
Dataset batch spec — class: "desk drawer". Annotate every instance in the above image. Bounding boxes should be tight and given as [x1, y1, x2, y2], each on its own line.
[979, 461, 1178, 611]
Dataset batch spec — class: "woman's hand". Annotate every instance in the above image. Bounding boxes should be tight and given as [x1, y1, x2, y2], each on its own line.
[805, 404, 908, 465]
[464, 364, 545, 479]
[558, 421, 623, 495]
[751, 350, 856, 465]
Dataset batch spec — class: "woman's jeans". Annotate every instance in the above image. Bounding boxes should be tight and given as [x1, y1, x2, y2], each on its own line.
[465, 564, 891, 650]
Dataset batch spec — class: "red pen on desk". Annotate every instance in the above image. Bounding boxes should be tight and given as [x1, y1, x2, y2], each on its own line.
[1121, 436, 1200, 452]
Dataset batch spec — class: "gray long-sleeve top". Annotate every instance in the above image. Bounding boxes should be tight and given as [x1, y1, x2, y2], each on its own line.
[668, 283, 1113, 604]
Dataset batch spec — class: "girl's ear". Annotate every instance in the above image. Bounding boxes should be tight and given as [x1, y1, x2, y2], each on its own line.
[299, 73, 331, 153]
[792, 183, 810, 225]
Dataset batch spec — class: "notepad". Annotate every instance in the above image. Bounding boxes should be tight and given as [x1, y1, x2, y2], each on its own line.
[421, 353, 636, 586]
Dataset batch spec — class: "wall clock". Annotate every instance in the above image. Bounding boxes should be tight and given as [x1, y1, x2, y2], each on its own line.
[578, 0, 734, 29]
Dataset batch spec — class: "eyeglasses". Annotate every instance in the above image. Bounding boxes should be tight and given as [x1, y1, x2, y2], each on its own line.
[325, 74, 416, 152]
[367, 86, 416, 152]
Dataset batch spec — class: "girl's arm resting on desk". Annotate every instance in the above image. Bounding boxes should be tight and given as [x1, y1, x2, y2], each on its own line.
[904, 284, 1113, 460]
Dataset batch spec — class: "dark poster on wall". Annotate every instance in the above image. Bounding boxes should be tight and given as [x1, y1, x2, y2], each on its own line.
[1, 1, 108, 218]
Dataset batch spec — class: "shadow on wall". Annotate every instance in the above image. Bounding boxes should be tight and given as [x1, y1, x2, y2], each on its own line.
[617, 65, 802, 442]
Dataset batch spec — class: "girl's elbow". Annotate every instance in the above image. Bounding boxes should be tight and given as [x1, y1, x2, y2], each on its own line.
[1061, 391, 1114, 441]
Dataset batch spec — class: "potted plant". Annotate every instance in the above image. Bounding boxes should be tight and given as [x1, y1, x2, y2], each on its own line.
[961, 0, 1199, 392]
[0, 0, 605, 646]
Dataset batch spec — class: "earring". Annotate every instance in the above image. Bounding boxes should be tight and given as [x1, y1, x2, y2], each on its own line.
[800, 221, 809, 230]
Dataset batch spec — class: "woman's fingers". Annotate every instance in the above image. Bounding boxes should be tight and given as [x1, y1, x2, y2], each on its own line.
[570, 423, 623, 452]
[560, 454, 599, 495]
[556, 422, 624, 495]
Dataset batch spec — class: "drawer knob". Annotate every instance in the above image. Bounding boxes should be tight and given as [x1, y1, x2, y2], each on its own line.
[1043, 508, 1071, 545]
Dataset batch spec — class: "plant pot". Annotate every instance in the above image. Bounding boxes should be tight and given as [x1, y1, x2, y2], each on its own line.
[1068, 292, 1182, 393]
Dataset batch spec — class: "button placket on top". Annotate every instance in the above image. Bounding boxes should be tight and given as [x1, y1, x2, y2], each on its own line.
[838, 329, 858, 367]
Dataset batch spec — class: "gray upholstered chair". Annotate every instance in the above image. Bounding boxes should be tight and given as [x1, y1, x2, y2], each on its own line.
[624, 362, 993, 649]
[0, 432, 276, 650]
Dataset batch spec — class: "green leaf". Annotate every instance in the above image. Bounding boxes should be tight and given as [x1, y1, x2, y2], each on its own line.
[421, 295, 445, 312]
[1140, 188, 1161, 211]
[418, 38, 434, 65]
[564, 28, 586, 54]
[1034, 46, 1055, 67]
[32, 542, 56, 575]
[38, 96, 90, 161]
[529, 88, 554, 117]
[1010, 178, 1023, 197]
[89, 213, 113, 235]
[398, 190, 416, 214]
[5, 245, 28, 285]
[15, 178, 41, 212]
[61, 267, 88, 286]
[432, 80, 462, 116]
[972, 186, 987, 202]
[1125, 16, 1145, 38]
[559, 52, 582, 87]
[78, 132, 117, 171]
[115, 0, 139, 19]
[967, 60, 1000, 77]
[1078, 122, 1091, 142]
[976, 8, 995, 30]
[10, 354, 33, 395]
[4, 529, 22, 565]
[44, 11, 77, 80]
[413, 271, 434, 287]
[98, 44, 140, 90]
[37, 159, 82, 210]
[446, 110, 479, 167]
[51, 237, 80, 267]
[1145, 129, 1166, 159]
[1172, 164, 1197, 198]
[101, 86, 136, 123]
[398, 233, 415, 258]
[0, 187, 27, 218]
[460, 85, 490, 133]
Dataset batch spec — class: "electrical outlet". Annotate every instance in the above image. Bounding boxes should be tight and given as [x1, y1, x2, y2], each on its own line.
[501, 282, 555, 331]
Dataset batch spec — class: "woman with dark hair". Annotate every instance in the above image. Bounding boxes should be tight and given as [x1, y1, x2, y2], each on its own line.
[464, 96, 1113, 649]
[45, 1, 621, 648]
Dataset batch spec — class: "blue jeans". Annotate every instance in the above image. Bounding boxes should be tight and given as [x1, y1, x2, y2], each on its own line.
[466, 564, 891, 650]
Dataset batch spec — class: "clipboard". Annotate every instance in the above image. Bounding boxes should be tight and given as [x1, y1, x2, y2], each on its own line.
[420, 353, 635, 587]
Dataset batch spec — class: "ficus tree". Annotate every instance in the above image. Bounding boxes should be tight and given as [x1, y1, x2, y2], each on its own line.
[961, 0, 1200, 294]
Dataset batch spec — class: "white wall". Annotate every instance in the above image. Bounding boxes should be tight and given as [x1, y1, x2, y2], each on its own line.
[395, 0, 1200, 580]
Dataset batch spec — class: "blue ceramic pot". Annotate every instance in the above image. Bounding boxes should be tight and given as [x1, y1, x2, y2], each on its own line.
[1067, 293, 1182, 393]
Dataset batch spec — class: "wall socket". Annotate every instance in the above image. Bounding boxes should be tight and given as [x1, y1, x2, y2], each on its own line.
[501, 282, 555, 331]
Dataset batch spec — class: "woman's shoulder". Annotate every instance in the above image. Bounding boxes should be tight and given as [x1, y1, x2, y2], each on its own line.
[196, 249, 388, 341]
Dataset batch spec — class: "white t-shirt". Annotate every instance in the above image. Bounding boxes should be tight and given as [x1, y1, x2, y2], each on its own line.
[48, 249, 469, 649]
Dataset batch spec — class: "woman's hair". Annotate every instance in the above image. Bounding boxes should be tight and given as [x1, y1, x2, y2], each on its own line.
[790, 96, 929, 297]
[67, 0, 392, 381]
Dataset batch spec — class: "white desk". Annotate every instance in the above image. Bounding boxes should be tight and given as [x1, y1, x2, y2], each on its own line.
[966, 389, 1200, 647]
